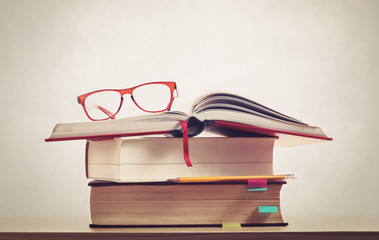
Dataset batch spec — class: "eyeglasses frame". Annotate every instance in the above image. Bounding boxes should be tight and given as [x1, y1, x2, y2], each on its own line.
[77, 81, 178, 121]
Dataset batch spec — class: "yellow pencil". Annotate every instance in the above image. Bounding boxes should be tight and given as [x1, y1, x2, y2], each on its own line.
[169, 174, 295, 183]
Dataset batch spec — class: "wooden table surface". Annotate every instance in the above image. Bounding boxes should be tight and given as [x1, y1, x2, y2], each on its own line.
[1, 217, 378, 240]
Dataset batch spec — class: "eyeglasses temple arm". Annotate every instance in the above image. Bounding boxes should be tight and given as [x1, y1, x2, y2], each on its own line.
[166, 87, 179, 111]
[85, 103, 116, 120]
[174, 84, 179, 98]
[98, 105, 116, 120]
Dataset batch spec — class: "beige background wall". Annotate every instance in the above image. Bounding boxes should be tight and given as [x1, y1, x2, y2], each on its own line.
[1, 0, 378, 231]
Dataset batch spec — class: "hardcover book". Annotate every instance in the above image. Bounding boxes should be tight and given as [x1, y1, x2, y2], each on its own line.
[89, 180, 288, 227]
[86, 137, 276, 182]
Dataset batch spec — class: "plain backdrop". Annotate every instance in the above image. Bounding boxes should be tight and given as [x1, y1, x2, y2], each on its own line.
[1, 0, 378, 231]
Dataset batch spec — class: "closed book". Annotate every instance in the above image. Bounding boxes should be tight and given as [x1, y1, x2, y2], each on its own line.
[89, 180, 287, 227]
[86, 137, 275, 182]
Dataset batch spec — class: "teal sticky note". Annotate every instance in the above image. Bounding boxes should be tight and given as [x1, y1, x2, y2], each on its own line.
[258, 206, 278, 213]
[248, 188, 267, 191]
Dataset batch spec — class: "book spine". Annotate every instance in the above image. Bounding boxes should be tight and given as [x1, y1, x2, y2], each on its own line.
[88, 180, 287, 187]
[89, 222, 289, 228]
[85, 141, 89, 178]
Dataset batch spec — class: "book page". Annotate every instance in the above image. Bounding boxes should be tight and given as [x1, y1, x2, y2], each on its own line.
[194, 109, 327, 137]
[191, 92, 305, 124]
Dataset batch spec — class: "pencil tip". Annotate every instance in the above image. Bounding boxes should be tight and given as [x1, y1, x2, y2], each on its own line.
[285, 174, 296, 179]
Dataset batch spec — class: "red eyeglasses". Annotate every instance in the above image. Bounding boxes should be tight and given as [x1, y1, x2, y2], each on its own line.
[77, 81, 178, 121]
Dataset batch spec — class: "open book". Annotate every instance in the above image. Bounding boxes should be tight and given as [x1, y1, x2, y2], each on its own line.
[45, 92, 332, 147]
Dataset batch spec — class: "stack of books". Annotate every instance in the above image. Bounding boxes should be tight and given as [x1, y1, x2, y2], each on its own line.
[46, 92, 332, 227]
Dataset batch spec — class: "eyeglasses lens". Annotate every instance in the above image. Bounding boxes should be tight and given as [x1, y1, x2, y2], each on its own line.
[132, 83, 172, 112]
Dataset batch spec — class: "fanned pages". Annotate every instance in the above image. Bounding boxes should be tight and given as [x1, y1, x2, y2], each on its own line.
[89, 181, 288, 227]
[86, 137, 275, 182]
